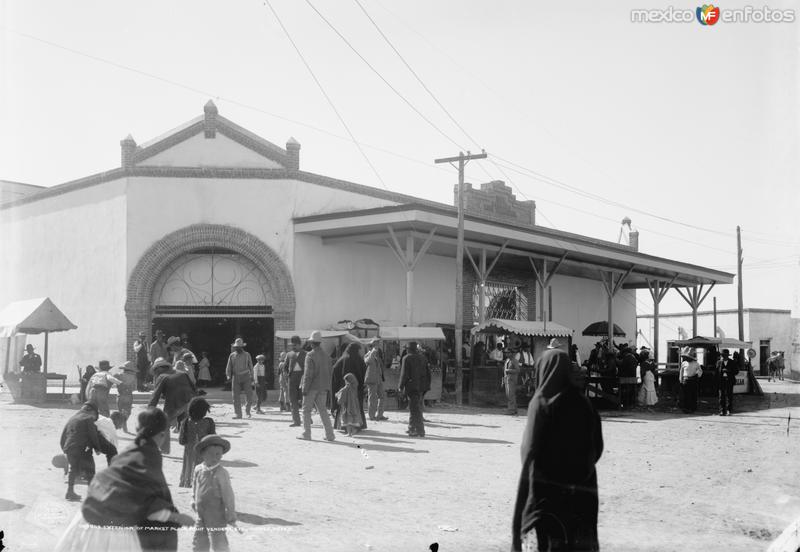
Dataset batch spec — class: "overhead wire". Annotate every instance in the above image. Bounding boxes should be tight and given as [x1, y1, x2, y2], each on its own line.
[262, 0, 389, 190]
[364, 4, 800, 248]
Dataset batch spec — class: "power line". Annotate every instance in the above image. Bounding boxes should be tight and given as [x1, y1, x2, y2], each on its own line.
[304, 0, 466, 152]
[263, 0, 389, 190]
[353, 0, 481, 149]
[360, 7, 797, 247]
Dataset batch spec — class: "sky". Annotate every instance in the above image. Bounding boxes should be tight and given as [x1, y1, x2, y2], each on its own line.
[1, 0, 798, 317]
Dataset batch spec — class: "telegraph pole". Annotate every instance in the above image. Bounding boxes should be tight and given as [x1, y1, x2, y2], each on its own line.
[435, 150, 487, 405]
[737, 226, 745, 369]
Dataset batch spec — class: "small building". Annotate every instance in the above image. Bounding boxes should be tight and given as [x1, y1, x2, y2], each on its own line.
[638, 308, 793, 375]
[0, 102, 732, 382]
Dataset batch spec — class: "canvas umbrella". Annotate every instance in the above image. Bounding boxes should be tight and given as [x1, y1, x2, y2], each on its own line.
[0, 297, 78, 374]
[582, 321, 626, 337]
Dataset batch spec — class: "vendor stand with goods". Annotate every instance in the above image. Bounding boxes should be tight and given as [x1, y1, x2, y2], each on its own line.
[663, 336, 761, 400]
[469, 318, 574, 407]
[379, 326, 445, 408]
[1, 297, 78, 403]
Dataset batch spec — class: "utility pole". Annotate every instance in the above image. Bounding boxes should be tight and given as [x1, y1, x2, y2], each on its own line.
[435, 150, 487, 405]
[737, 226, 745, 369]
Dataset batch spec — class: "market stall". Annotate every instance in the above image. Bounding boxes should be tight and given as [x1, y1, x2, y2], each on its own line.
[469, 318, 574, 406]
[0, 297, 78, 403]
[379, 326, 445, 404]
[666, 336, 758, 396]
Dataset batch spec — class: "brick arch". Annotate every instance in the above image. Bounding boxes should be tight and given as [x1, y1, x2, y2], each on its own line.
[125, 224, 295, 358]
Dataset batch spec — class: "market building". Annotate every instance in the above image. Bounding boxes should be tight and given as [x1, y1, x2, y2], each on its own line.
[0, 101, 733, 384]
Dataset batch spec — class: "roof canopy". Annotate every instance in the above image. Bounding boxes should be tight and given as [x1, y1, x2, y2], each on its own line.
[275, 330, 350, 341]
[0, 297, 78, 338]
[294, 203, 733, 289]
[380, 326, 446, 341]
[471, 318, 573, 338]
[671, 336, 753, 349]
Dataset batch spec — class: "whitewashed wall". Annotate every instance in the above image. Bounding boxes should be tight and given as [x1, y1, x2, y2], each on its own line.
[0, 179, 128, 374]
[549, 274, 637, 361]
[293, 237, 456, 329]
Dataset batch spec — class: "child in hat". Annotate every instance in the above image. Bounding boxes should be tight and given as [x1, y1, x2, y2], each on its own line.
[116, 361, 137, 433]
[192, 435, 237, 551]
[179, 397, 216, 488]
[335, 373, 362, 436]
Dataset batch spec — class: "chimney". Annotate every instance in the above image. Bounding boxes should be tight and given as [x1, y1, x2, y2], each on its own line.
[286, 137, 301, 170]
[120, 134, 137, 169]
[629, 229, 639, 251]
[204, 100, 218, 138]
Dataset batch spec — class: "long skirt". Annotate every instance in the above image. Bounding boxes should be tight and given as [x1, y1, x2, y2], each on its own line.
[55, 510, 142, 552]
[637, 372, 658, 406]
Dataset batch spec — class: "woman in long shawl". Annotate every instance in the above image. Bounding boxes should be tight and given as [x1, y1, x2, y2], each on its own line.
[335, 373, 363, 436]
[512, 348, 604, 552]
[331, 342, 367, 431]
[55, 407, 195, 552]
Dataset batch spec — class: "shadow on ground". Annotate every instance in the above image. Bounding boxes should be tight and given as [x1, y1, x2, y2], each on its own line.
[237, 512, 301, 526]
[221, 459, 259, 468]
[0, 498, 25, 512]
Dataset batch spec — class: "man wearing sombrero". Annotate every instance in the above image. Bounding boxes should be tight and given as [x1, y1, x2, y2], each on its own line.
[225, 338, 254, 419]
[679, 348, 703, 413]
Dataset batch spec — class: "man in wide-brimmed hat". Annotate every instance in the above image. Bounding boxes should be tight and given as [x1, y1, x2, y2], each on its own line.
[284, 335, 307, 426]
[364, 338, 388, 421]
[20, 343, 42, 373]
[149, 330, 169, 380]
[716, 349, 739, 416]
[226, 337, 254, 419]
[679, 349, 703, 413]
[298, 330, 335, 441]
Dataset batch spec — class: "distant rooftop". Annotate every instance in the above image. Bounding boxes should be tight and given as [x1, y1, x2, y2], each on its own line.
[0, 180, 45, 206]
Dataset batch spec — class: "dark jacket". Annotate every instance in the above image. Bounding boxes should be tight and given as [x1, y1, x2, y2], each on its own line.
[618, 351, 639, 378]
[399, 352, 428, 394]
[83, 437, 179, 551]
[148, 371, 196, 420]
[60, 407, 102, 455]
[513, 348, 603, 552]
[716, 358, 739, 387]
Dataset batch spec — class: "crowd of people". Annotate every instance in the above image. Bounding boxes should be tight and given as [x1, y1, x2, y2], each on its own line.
[51, 328, 434, 551]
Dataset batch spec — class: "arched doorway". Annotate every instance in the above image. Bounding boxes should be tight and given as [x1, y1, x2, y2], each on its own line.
[126, 224, 295, 386]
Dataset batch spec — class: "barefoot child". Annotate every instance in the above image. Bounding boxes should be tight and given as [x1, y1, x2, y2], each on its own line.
[335, 372, 362, 436]
[192, 435, 237, 551]
[179, 397, 216, 488]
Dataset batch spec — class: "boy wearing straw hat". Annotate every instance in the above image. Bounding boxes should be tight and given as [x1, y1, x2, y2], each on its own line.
[192, 435, 237, 551]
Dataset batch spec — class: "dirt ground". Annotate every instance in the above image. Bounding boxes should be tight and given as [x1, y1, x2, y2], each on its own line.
[1, 380, 800, 552]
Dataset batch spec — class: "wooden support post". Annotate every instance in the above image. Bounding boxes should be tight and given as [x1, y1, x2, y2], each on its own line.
[44, 331, 49, 374]
[646, 273, 677, 365]
[529, 253, 567, 327]
[465, 241, 508, 325]
[406, 233, 414, 326]
[385, 225, 438, 327]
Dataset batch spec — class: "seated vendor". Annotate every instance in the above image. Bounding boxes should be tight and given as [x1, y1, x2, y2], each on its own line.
[489, 343, 504, 363]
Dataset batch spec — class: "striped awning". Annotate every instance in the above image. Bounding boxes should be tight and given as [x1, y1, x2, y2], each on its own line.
[471, 318, 574, 338]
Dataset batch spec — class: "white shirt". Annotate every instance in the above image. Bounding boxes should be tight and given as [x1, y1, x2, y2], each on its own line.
[254, 362, 266, 378]
[95, 416, 118, 448]
[520, 351, 534, 365]
[489, 349, 504, 362]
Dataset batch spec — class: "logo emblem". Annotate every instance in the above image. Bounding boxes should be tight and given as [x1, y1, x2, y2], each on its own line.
[697, 4, 721, 25]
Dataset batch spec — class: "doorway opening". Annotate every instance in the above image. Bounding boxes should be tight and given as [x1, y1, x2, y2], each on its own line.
[759, 339, 771, 376]
[152, 316, 274, 388]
